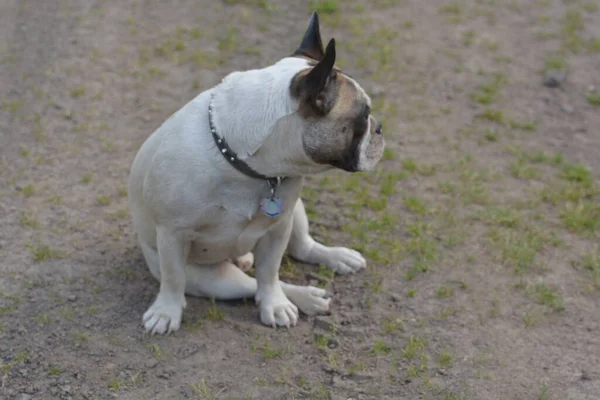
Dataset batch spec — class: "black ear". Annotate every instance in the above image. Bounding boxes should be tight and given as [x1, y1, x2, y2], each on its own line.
[303, 38, 337, 113]
[293, 11, 325, 61]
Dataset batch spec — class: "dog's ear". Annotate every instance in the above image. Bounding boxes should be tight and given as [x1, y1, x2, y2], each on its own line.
[302, 38, 337, 114]
[293, 11, 325, 61]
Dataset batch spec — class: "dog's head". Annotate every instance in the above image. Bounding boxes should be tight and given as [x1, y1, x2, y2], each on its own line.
[289, 12, 385, 172]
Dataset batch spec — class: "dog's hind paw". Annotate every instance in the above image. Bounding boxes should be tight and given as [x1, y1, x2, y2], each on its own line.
[235, 252, 254, 271]
[142, 293, 185, 335]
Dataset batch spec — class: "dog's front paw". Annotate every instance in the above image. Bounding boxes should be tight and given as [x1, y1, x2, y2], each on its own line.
[142, 293, 186, 335]
[256, 285, 299, 328]
[286, 286, 331, 316]
[325, 247, 366, 275]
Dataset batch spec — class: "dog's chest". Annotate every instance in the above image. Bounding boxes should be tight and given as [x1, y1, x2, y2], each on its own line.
[187, 179, 301, 262]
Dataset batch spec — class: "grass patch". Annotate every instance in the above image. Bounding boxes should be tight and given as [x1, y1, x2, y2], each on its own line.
[19, 211, 40, 229]
[523, 310, 544, 328]
[561, 8, 585, 52]
[560, 201, 599, 234]
[48, 365, 63, 375]
[252, 340, 286, 359]
[476, 108, 505, 124]
[585, 91, 600, 106]
[574, 247, 600, 289]
[508, 119, 537, 131]
[544, 56, 567, 71]
[205, 301, 225, 321]
[21, 184, 36, 197]
[81, 173, 93, 183]
[96, 195, 112, 206]
[560, 163, 592, 184]
[371, 340, 392, 356]
[470, 73, 506, 104]
[70, 86, 86, 98]
[439, 2, 462, 15]
[309, 0, 338, 14]
[402, 336, 427, 359]
[488, 227, 556, 273]
[509, 160, 539, 179]
[403, 196, 429, 215]
[438, 349, 453, 368]
[476, 207, 521, 228]
[26, 243, 63, 261]
[435, 285, 455, 298]
[107, 377, 122, 391]
[529, 283, 564, 312]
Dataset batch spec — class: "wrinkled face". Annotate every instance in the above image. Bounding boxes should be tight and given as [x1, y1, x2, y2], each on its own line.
[289, 12, 385, 172]
[291, 69, 385, 172]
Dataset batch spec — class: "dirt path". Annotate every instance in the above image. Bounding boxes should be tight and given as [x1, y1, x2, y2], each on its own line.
[1, 0, 599, 399]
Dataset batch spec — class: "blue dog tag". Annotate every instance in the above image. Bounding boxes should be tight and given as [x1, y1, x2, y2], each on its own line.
[260, 197, 283, 218]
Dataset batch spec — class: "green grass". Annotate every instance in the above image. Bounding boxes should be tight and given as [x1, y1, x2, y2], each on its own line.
[560, 201, 599, 234]
[439, 2, 462, 15]
[509, 160, 539, 179]
[48, 365, 63, 375]
[530, 283, 564, 312]
[26, 243, 63, 261]
[403, 195, 429, 215]
[508, 119, 537, 131]
[544, 56, 567, 71]
[309, 0, 338, 14]
[96, 195, 112, 206]
[436, 285, 455, 298]
[581, 1, 597, 11]
[488, 228, 553, 273]
[402, 336, 427, 359]
[470, 73, 506, 104]
[81, 173, 93, 183]
[523, 310, 544, 328]
[382, 317, 404, 333]
[19, 211, 40, 229]
[107, 377, 122, 391]
[476, 108, 505, 124]
[560, 163, 592, 184]
[585, 91, 600, 105]
[438, 349, 453, 368]
[476, 207, 521, 228]
[203, 301, 224, 321]
[371, 340, 392, 356]
[575, 248, 600, 288]
[561, 8, 585, 52]
[21, 184, 36, 197]
[70, 86, 86, 98]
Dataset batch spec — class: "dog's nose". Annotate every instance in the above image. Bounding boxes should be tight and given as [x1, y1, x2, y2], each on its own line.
[375, 122, 383, 135]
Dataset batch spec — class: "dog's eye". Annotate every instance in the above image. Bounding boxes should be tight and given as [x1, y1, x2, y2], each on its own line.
[364, 114, 369, 121]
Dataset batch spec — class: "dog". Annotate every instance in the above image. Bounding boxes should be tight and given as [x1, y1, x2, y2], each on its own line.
[127, 11, 385, 334]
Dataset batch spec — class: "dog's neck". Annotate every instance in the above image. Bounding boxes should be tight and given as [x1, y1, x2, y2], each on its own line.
[210, 57, 331, 178]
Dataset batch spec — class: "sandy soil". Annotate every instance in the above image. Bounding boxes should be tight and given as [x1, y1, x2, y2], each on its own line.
[1, 0, 599, 399]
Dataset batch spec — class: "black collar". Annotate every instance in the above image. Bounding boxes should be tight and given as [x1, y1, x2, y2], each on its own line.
[208, 93, 285, 194]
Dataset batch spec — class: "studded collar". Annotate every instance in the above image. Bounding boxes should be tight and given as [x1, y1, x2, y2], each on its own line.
[208, 93, 285, 196]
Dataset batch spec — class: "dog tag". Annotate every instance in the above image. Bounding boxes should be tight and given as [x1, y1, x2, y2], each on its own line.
[260, 197, 283, 218]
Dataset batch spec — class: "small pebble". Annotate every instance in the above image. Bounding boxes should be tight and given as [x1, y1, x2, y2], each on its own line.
[543, 69, 567, 88]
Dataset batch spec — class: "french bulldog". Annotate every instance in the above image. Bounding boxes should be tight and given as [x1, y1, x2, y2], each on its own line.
[127, 11, 385, 334]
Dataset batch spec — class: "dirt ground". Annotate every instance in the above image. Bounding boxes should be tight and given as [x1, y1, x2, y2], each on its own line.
[1, 0, 599, 399]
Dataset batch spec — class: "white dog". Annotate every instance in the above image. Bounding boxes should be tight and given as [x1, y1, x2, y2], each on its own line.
[127, 12, 385, 334]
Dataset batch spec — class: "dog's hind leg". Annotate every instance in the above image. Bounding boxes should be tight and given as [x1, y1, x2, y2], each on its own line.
[140, 234, 329, 316]
[184, 260, 330, 317]
[287, 198, 367, 275]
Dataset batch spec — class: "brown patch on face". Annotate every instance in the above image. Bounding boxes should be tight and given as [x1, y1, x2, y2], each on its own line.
[296, 75, 374, 171]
